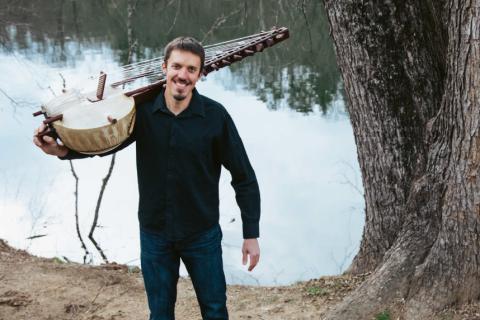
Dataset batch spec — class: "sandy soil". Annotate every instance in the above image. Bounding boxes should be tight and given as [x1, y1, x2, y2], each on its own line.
[1, 239, 479, 320]
[0, 239, 366, 320]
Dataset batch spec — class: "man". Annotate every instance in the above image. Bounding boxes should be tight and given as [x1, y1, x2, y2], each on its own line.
[33, 37, 261, 320]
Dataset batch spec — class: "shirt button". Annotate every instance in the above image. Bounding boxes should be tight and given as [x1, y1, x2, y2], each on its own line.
[170, 129, 176, 146]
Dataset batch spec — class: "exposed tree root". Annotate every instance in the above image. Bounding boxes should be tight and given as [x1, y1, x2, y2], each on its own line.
[324, 232, 431, 319]
[326, 220, 480, 319]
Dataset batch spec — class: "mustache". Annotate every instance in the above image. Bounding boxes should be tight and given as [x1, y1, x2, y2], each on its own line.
[174, 78, 191, 85]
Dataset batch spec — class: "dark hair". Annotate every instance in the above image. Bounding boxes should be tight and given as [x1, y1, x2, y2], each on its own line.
[164, 37, 205, 72]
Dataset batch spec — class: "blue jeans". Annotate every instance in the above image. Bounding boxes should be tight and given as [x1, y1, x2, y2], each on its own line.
[140, 224, 228, 320]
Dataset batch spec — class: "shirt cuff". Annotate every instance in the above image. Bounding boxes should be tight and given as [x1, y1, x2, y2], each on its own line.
[58, 148, 86, 160]
[243, 221, 259, 239]
[58, 149, 72, 160]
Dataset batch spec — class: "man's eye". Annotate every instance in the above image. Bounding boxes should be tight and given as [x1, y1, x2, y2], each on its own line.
[172, 65, 181, 69]
[188, 67, 197, 73]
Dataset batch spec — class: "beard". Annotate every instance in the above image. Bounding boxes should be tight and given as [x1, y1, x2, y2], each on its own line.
[173, 93, 187, 101]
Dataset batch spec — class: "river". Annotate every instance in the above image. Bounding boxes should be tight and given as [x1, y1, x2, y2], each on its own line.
[0, 0, 363, 285]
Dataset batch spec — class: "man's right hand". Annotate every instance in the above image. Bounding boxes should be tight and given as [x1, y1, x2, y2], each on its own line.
[33, 124, 69, 157]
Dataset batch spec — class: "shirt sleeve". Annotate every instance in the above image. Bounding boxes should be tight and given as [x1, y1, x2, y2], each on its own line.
[58, 127, 136, 160]
[220, 112, 261, 239]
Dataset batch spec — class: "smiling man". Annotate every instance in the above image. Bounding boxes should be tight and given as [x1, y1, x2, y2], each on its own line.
[33, 37, 261, 320]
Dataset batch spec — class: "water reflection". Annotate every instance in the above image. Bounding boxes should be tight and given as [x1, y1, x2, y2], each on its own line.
[0, 0, 340, 114]
[0, 0, 363, 285]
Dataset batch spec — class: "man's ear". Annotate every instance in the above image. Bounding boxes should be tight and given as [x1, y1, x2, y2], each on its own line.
[162, 61, 167, 72]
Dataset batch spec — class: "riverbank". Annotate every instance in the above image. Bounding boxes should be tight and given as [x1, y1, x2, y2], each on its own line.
[0, 239, 366, 320]
[1, 239, 478, 319]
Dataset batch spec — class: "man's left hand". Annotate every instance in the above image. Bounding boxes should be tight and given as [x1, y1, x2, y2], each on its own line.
[242, 238, 260, 271]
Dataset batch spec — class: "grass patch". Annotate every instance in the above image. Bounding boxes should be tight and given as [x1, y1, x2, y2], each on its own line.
[375, 310, 391, 320]
[51, 257, 65, 264]
[306, 286, 329, 297]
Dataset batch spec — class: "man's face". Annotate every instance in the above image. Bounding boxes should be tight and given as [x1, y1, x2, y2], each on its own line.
[162, 49, 202, 102]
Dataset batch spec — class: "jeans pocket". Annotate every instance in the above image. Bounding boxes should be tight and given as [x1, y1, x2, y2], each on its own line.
[140, 228, 171, 258]
[184, 224, 222, 252]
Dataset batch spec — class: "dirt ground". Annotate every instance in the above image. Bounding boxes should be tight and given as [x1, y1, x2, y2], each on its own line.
[1, 239, 479, 320]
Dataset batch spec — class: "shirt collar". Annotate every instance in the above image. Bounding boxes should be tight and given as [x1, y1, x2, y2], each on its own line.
[151, 87, 205, 118]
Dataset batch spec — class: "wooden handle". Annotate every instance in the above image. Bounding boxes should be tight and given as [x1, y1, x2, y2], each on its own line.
[96, 72, 107, 100]
[43, 114, 63, 125]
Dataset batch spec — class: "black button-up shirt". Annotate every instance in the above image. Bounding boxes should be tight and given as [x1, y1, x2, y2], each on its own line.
[61, 88, 260, 240]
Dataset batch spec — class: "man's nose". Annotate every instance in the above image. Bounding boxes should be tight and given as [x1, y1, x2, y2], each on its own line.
[178, 68, 188, 78]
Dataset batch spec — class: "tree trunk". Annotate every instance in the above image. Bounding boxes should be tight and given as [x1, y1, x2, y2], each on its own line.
[323, 0, 479, 318]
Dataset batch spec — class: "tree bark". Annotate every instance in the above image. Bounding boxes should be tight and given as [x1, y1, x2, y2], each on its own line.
[323, 0, 479, 318]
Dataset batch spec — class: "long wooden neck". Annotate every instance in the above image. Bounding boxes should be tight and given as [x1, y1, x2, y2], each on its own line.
[112, 27, 289, 104]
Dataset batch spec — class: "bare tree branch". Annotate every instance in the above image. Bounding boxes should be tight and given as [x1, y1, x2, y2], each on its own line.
[0, 87, 18, 106]
[165, 0, 181, 36]
[58, 72, 92, 264]
[88, 154, 115, 264]
[58, 73, 66, 93]
[201, 7, 242, 43]
[299, 0, 313, 52]
[87, 0, 138, 264]
[69, 160, 91, 264]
